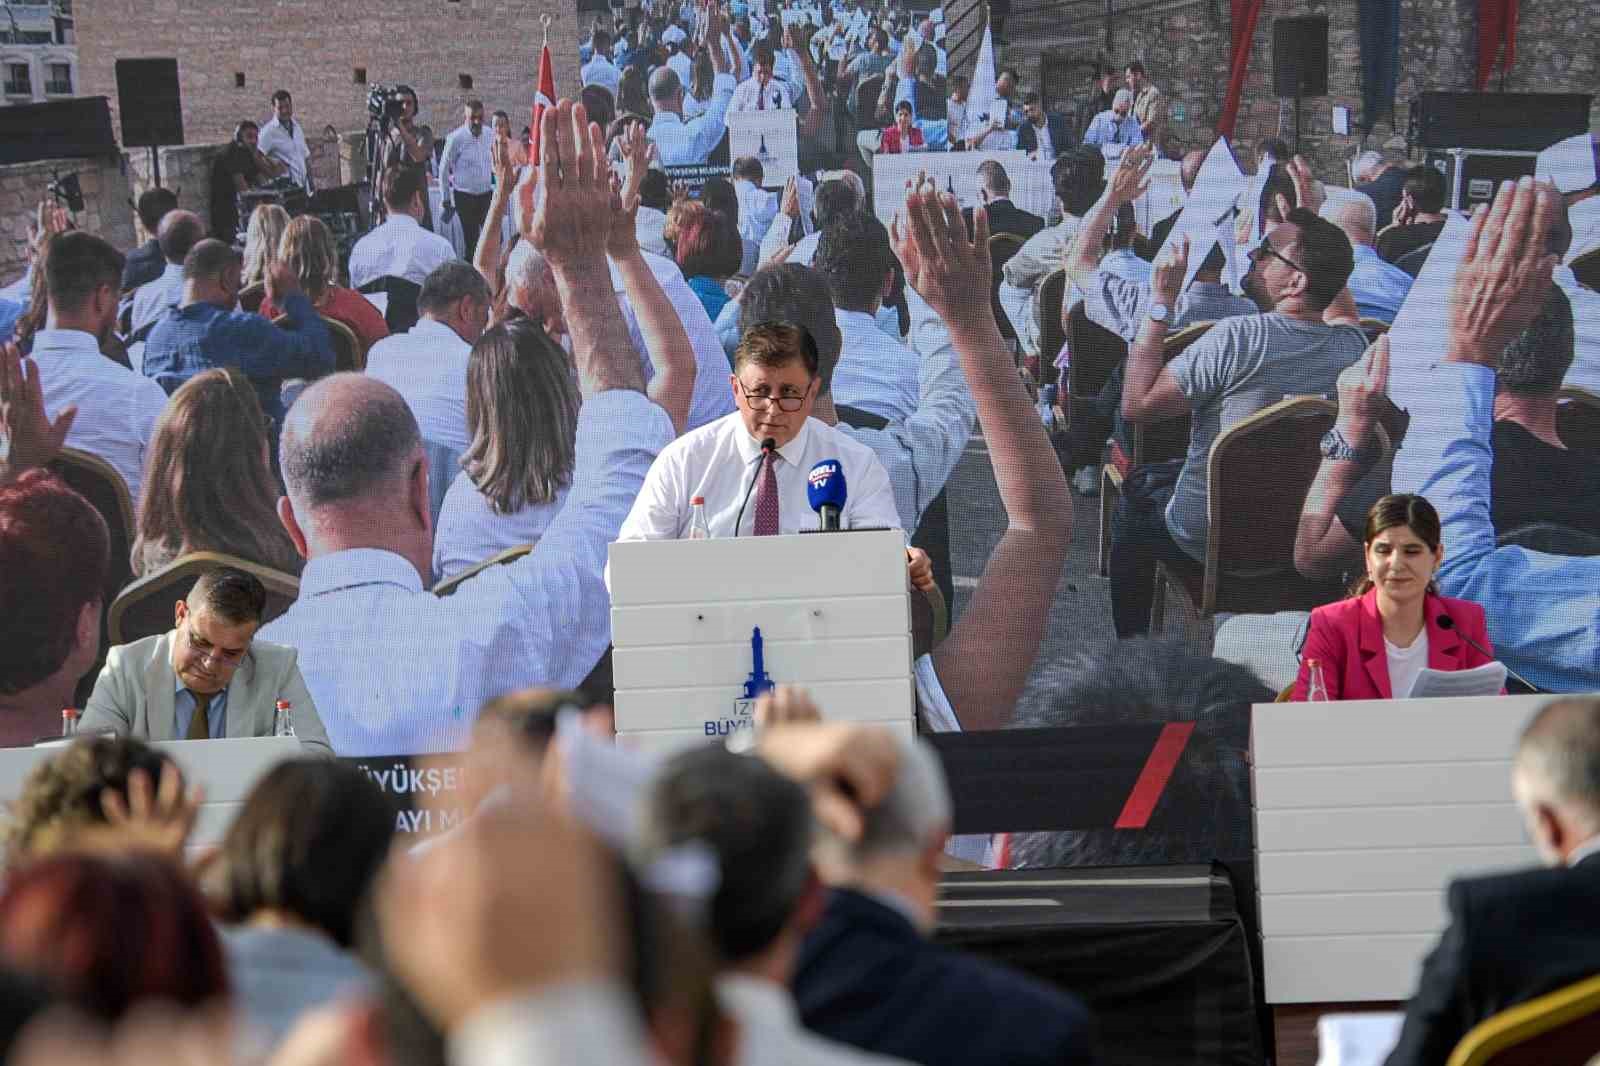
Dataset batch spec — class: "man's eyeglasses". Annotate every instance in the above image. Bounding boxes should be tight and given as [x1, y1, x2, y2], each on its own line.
[1249, 240, 1306, 276]
[737, 380, 810, 412]
[184, 623, 247, 667]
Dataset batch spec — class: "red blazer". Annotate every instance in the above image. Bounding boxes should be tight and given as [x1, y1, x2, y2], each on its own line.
[1292, 589, 1495, 701]
[878, 125, 925, 154]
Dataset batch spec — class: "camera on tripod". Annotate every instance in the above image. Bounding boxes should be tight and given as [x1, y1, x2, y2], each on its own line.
[367, 85, 408, 123]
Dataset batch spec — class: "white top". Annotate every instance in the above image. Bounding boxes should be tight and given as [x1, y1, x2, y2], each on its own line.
[581, 54, 623, 99]
[730, 75, 793, 113]
[718, 975, 913, 1066]
[647, 74, 736, 165]
[635, 206, 669, 255]
[666, 50, 693, 88]
[1032, 119, 1056, 162]
[32, 327, 169, 506]
[128, 261, 185, 337]
[832, 309, 920, 424]
[259, 390, 674, 756]
[734, 178, 780, 244]
[616, 411, 901, 539]
[364, 318, 474, 453]
[451, 981, 654, 1066]
[348, 214, 459, 290]
[1385, 628, 1430, 700]
[433, 471, 571, 580]
[1565, 194, 1600, 266]
[258, 115, 311, 188]
[441, 123, 496, 199]
[0, 264, 29, 304]
[1554, 266, 1600, 396]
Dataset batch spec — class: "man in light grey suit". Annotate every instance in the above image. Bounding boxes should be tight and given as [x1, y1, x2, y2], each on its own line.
[81, 567, 333, 755]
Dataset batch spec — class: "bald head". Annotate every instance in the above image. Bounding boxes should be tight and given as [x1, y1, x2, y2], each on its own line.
[1514, 698, 1600, 866]
[279, 374, 422, 510]
[158, 210, 206, 266]
[650, 66, 682, 104]
[1179, 149, 1207, 194]
[1319, 192, 1378, 248]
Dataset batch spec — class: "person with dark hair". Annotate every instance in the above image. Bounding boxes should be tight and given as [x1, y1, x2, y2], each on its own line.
[814, 211, 918, 423]
[1290, 493, 1494, 700]
[127, 209, 205, 339]
[580, 83, 617, 138]
[0, 851, 229, 1022]
[1353, 150, 1407, 230]
[1110, 203, 1365, 637]
[962, 160, 1044, 241]
[730, 156, 778, 262]
[878, 99, 924, 154]
[583, 27, 623, 99]
[1124, 60, 1166, 150]
[365, 260, 492, 453]
[28, 230, 169, 503]
[731, 40, 791, 111]
[669, 201, 743, 321]
[349, 163, 458, 291]
[205, 759, 395, 1049]
[142, 238, 335, 435]
[381, 85, 435, 230]
[440, 100, 497, 263]
[1377, 163, 1449, 270]
[259, 89, 311, 189]
[753, 174, 862, 272]
[209, 121, 283, 243]
[80, 565, 332, 750]
[647, 6, 735, 165]
[1255, 137, 1291, 171]
[123, 187, 180, 291]
[1016, 91, 1070, 163]
[999, 146, 1106, 356]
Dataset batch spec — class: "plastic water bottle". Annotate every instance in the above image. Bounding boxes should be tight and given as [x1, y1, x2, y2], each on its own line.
[688, 496, 712, 540]
[1305, 659, 1330, 702]
[1037, 383, 1058, 432]
[273, 700, 296, 738]
[60, 709, 78, 737]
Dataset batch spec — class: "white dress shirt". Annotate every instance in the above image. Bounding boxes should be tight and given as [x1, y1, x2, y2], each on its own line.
[666, 50, 693, 88]
[730, 74, 793, 113]
[734, 178, 780, 244]
[128, 262, 185, 337]
[1565, 194, 1600, 266]
[258, 116, 311, 188]
[441, 123, 495, 200]
[581, 54, 623, 100]
[617, 411, 900, 539]
[259, 390, 673, 756]
[831, 308, 920, 423]
[451, 980, 654, 1066]
[433, 472, 571, 580]
[364, 318, 474, 453]
[635, 206, 669, 255]
[718, 976, 913, 1066]
[648, 74, 736, 165]
[1032, 119, 1056, 162]
[348, 214, 459, 290]
[1556, 265, 1600, 396]
[31, 328, 170, 506]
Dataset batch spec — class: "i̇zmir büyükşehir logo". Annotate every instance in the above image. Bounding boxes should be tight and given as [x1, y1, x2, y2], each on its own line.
[705, 627, 775, 736]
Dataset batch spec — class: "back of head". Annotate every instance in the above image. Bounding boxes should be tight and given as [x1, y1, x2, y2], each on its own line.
[814, 210, 895, 313]
[580, 83, 616, 133]
[0, 471, 108, 698]
[1053, 147, 1107, 217]
[1257, 137, 1290, 167]
[1284, 206, 1355, 311]
[737, 264, 841, 391]
[473, 686, 589, 757]
[44, 230, 124, 314]
[1353, 150, 1385, 183]
[811, 178, 862, 231]
[637, 745, 812, 963]
[3, 734, 178, 863]
[915, 43, 937, 79]
[464, 318, 579, 513]
[1110, 202, 1139, 250]
[382, 163, 427, 212]
[136, 187, 179, 238]
[672, 201, 742, 278]
[1499, 286, 1576, 397]
[157, 210, 205, 266]
[279, 373, 423, 511]
[1517, 699, 1600, 861]
[649, 65, 682, 104]
[243, 204, 290, 285]
[182, 238, 241, 285]
[278, 215, 339, 301]
[418, 259, 491, 319]
[1320, 191, 1378, 246]
[1111, 88, 1133, 110]
[700, 176, 738, 219]
[816, 735, 951, 873]
[639, 167, 671, 213]
[732, 155, 764, 185]
[0, 851, 227, 1021]
[206, 759, 397, 947]
[1403, 163, 1447, 215]
[977, 159, 1011, 197]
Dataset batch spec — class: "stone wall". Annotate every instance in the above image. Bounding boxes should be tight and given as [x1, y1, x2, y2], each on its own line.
[0, 154, 134, 289]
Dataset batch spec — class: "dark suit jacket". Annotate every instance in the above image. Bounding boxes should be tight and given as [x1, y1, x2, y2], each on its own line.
[962, 198, 1046, 242]
[794, 888, 1096, 1066]
[121, 238, 165, 293]
[1016, 114, 1073, 158]
[1384, 852, 1600, 1066]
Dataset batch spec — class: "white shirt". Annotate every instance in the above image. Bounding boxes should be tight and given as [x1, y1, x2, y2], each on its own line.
[441, 123, 495, 199]
[452, 981, 654, 1066]
[1565, 194, 1600, 265]
[1555, 266, 1600, 396]
[433, 472, 571, 580]
[259, 390, 674, 756]
[348, 213, 458, 290]
[734, 178, 780, 244]
[1031, 118, 1056, 162]
[581, 54, 623, 99]
[666, 50, 693, 88]
[648, 74, 736, 165]
[258, 115, 311, 188]
[617, 412, 901, 539]
[1385, 628, 1430, 699]
[128, 261, 185, 337]
[718, 976, 913, 1066]
[832, 309, 920, 424]
[636, 205, 669, 255]
[758, 221, 821, 270]
[31, 328, 169, 507]
[364, 318, 474, 453]
[730, 74, 793, 113]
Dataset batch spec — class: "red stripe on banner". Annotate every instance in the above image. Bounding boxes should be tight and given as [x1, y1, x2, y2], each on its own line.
[1113, 722, 1196, 829]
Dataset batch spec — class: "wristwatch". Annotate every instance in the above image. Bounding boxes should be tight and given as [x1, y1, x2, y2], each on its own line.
[1146, 302, 1171, 324]
[1320, 427, 1377, 466]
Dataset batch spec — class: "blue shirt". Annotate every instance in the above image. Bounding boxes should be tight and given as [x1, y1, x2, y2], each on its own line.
[685, 274, 731, 322]
[1390, 362, 1600, 692]
[1347, 245, 1413, 325]
[141, 292, 333, 427]
[0, 296, 22, 343]
[1082, 110, 1143, 148]
[175, 681, 229, 739]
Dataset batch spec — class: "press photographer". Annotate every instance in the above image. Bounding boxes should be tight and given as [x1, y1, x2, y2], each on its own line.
[376, 84, 434, 230]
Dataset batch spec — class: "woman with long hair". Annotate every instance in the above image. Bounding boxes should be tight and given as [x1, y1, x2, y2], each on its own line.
[666, 201, 742, 321]
[241, 202, 291, 291]
[1292, 494, 1496, 701]
[258, 215, 388, 352]
[131, 368, 303, 577]
[685, 47, 716, 118]
[432, 318, 579, 580]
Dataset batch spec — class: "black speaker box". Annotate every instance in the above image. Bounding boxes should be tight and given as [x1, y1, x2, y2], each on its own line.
[115, 58, 184, 148]
[0, 97, 117, 164]
[1273, 16, 1329, 98]
[1416, 91, 1592, 151]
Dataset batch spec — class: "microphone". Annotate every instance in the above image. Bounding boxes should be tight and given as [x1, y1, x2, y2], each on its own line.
[806, 459, 848, 531]
[1435, 614, 1542, 694]
[734, 437, 777, 536]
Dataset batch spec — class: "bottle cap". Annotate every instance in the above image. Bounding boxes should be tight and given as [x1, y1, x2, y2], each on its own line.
[275, 700, 291, 709]
[691, 496, 706, 505]
[1306, 659, 1321, 668]
[61, 708, 77, 719]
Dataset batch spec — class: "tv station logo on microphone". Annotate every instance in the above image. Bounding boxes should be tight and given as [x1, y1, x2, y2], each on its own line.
[808, 461, 839, 489]
[705, 627, 776, 737]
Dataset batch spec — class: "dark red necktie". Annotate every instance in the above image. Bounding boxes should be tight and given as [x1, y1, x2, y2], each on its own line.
[753, 451, 779, 535]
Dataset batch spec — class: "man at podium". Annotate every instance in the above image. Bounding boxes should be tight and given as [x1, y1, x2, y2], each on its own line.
[617, 322, 906, 541]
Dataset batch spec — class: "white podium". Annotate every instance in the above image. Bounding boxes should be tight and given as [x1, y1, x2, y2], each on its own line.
[607, 531, 914, 752]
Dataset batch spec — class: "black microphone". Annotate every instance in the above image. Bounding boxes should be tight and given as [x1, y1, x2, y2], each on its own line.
[1435, 614, 1542, 694]
[734, 437, 777, 536]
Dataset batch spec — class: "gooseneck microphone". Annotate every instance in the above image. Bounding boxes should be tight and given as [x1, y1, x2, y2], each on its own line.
[1435, 614, 1542, 694]
[734, 437, 777, 536]
[806, 459, 848, 531]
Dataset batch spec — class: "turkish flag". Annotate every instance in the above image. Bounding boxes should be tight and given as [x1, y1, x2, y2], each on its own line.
[530, 43, 556, 164]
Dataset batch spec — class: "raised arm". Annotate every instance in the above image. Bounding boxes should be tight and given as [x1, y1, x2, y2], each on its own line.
[1295, 336, 1388, 580]
[1064, 142, 1152, 292]
[473, 134, 518, 288]
[0, 342, 75, 487]
[1121, 235, 1193, 426]
[786, 24, 828, 138]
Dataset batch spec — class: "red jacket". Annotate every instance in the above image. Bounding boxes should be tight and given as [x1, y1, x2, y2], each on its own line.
[879, 125, 925, 154]
[1292, 588, 1495, 701]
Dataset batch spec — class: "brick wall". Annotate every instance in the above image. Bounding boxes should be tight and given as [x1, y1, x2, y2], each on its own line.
[0, 154, 134, 287]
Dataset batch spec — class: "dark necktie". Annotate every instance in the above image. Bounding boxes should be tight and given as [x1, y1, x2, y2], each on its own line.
[185, 691, 212, 740]
[758, 84, 766, 110]
[753, 451, 780, 535]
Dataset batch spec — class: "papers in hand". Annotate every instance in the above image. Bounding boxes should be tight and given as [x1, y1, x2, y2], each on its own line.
[1404, 661, 1507, 699]
[1153, 136, 1248, 295]
[1315, 1013, 1404, 1066]
[1535, 133, 1597, 195]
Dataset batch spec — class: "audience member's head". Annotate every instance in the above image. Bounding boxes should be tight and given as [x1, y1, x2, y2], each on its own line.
[1515, 697, 1600, 867]
[1124, 59, 1147, 91]
[206, 759, 397, 948]
[382, 164, 428, 219]
[1319, 191, 1379, 249]
[977, 159, 1012, 199]
[698, 177, 739, 224]
[2, 736, 182, 863]
[157, 210, 205, 267]
[580, 83, 617, 134]
[133, 368, 300, 577]
[1246, 206, 1354, 313]
[1498, 286, 1576, 398]
[1256, 137, 1290, 169]
[418, 260, 492, 344]
[278, 215, 341, 304]
[815, 210, 895, 315]
[649, 65, 683, 109]
[505, 238, 561, 334]
[950, 73, 970, 103]
[1110, 88, 1133, 118]
[730, 322, 823, 448]
[182, 238, 244, 306]
[242, 203, 291, 288]
[43, 230, 124, 336]
[639, 167, 671, 213]
[463, 318, 579, 515]
[1053, 147, 1107, 217]
[670, 201, 742, 280]
[170, 566, 269, 698]
[1402, 163, 1448, 217]
[1009, 638, 1269, 868]
[732, 155, 764, 186]
[135, 187, 179, 244]
[1110, 201, 1139, 250]
[811, 178, 861, 231]
[738, 263, 842, 394]
[1352, 150, 1387, 183]
[0, 851, 228, 1021]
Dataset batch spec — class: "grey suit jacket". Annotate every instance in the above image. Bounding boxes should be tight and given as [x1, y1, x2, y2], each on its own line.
[81, 631, 334, 756]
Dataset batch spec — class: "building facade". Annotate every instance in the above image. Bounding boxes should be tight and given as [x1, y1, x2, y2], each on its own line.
[1, 0, 77, 105]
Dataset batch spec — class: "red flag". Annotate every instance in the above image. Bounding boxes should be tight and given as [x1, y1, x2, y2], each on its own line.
[530, 43, 556, 164]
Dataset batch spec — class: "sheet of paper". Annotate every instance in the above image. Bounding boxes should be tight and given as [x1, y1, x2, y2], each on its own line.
[1315, 1013, 1404, 1066]
[1155, 137, 1247, 293]
[1406, 662, 1507, 699]
[1535, 133, 1597, 194]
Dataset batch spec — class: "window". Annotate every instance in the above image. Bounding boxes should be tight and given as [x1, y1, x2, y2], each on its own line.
[234, 71, 245, 88]
[3, 63, 31, 97]
[45, 62, 71, 95]
[353, 67, 367, 84]
[457, 73, 473, 90]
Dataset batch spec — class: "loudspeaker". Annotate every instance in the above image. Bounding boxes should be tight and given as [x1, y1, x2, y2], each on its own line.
[114, 58, 183, 148]
[0, 97, 117, 164]
[1416, 91, 1592, 151]
[1273, 16, 1328, 98]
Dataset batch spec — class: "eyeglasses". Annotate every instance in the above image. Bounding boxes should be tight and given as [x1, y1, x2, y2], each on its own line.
[1249, 240, 1306, 276]
[183, 622, 247, 667]
[737, 380, 811, 412]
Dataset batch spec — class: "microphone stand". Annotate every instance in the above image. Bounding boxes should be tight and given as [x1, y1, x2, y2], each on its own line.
[1436, 614, 1543, 694]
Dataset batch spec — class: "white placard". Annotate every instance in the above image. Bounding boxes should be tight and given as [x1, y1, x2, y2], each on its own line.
[1535, 132, 1597, 194]
[728, 109, 799, 188]
[1153, 137, 1248, 293]
[870, 150, 1052, 224]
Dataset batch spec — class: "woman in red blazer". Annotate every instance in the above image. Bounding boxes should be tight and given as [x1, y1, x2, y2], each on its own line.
[879, 101, 926, 154]
[1293, 494, 1495, 701]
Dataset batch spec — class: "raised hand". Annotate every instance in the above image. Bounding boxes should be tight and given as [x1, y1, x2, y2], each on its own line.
[891, 178, 991, 327]
[524, 100, 613, 275]
[1334, 335, 1390, 450]
[1108, 142, 1154, 205]
[98, 762, 203, 859]
[780, 175, 801, 219]
[1286, 154, 1324, 215]
[606, 124, 653, 260]
[1446, 177, 1560, 369]
[1151, 232, 1188, 308]
[264, 259, 302, 306]
[0, 342, 76, 479]
[491, 132, 516, 187]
